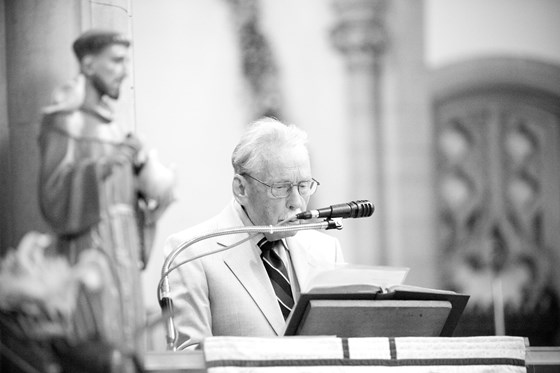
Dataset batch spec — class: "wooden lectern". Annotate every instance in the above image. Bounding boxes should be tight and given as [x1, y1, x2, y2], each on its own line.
[284, 287, 469, 337]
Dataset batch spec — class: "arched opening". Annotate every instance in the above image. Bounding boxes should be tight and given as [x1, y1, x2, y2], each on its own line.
[432, 57, 560, 345]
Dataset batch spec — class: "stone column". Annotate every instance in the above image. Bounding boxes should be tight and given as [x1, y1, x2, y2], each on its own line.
[331, 0, 388, 264]
[1, 0, 133, 250]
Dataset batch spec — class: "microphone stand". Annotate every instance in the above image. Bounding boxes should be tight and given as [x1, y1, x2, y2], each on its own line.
[157, 218, 343, 351]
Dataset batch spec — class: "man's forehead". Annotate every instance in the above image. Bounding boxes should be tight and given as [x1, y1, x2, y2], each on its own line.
[260, 159, 311, 181]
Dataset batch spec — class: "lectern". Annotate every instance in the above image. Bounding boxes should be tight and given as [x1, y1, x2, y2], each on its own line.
[284, 287, 469, 337]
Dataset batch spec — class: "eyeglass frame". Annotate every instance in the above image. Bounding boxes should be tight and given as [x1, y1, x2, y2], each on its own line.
[241, 173, 320, 199]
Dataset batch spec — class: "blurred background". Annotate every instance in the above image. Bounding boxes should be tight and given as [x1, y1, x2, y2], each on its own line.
[1, 0, 559, 350]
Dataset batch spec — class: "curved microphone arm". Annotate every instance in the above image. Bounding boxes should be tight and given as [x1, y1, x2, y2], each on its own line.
[157, 218, 343, 350]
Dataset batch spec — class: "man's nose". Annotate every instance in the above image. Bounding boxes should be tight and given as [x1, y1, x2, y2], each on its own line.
[286, 185, 305, 211]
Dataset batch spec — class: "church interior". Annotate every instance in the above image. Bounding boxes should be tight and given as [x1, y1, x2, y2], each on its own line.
[1, 0, 560, 371]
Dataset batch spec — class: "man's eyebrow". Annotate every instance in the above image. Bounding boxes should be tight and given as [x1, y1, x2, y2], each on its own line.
[272, 179, 310, 185]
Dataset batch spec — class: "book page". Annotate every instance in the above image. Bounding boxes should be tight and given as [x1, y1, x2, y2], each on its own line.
[302, 264, 409, 293]
[386, 284, 457, 295]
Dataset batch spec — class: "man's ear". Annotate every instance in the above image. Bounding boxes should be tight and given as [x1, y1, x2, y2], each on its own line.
[80, 55, 95, 76]
[232, 174, 248, 204]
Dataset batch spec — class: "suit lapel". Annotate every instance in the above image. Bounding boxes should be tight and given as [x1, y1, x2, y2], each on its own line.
[220, 236, 286, 335]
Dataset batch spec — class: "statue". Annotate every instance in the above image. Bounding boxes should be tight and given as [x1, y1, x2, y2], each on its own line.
[38, 29, 175, 355]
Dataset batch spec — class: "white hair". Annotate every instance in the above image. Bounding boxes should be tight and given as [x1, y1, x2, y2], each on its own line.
[231, 117, 309, 175]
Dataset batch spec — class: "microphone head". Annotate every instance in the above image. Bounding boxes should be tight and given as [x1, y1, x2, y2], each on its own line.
[295, 200, 375, 220]
[350, 200, 374, 218]
[295, 210, 313, 220]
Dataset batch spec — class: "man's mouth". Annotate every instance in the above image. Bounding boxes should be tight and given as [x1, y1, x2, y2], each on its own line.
[279, 215, 300, 224]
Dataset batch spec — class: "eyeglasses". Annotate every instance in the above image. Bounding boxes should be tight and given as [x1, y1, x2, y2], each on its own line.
[243, 174, 320, 198]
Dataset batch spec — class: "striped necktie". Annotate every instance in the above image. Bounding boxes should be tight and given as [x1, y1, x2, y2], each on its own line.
[257, 237, 294, 320]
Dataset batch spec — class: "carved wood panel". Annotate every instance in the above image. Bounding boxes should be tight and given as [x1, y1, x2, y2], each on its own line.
[435, 90, 560, 344]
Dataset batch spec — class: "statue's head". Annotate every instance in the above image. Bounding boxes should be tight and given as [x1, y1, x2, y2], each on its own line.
[73, 30, 131, 100]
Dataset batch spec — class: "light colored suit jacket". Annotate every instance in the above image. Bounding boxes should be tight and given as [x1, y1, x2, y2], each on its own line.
[163, 200, 344, 349]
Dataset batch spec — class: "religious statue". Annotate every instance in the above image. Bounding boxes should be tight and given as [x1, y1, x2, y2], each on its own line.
[37, 29, 175, 355]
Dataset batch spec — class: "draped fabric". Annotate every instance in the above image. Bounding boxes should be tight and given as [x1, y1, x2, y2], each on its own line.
[38, 106, 147, 353]
[203, 336, 527, 373]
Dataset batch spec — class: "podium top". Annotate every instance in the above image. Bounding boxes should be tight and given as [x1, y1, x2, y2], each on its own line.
[284, 288, 469, 337]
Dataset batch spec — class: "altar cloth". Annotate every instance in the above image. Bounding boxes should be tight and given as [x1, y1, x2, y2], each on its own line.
[203, 336, 526, 372]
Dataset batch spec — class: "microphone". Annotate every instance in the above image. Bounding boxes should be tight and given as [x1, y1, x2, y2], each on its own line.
[295, 200, 374, 220]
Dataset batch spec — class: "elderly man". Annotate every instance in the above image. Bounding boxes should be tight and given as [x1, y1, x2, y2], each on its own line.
[164, 118, 344, 350]
[38, 30, 173, 353]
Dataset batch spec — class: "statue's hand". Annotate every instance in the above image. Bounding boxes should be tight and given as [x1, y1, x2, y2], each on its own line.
[121, 133, 147, 165]
[100, 134, 148, 178]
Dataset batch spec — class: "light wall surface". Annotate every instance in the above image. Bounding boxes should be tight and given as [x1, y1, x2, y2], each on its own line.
[426, 0, 560, 67]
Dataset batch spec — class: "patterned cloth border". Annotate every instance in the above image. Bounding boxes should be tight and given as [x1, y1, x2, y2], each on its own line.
[203, 336, 526, 373]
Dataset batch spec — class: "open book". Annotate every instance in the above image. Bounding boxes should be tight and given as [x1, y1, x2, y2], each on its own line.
[301, 264, 410, 294]
[284, 264, 469, 337]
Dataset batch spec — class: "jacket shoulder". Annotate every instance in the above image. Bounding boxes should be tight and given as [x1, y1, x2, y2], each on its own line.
[164, 204, 237, 255]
